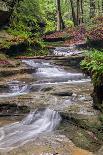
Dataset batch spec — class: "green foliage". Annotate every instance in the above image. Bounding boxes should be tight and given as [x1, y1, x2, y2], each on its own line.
[39, 0, 56, 32]
[20, 49, 48, 57]
[64, 20, 74, 28]
[6, 0, 49, 56]
[81, 50, 103, 86]
[9, 0, 44, 38]
[7, 28, 30, 39]
[45, 20, 56, 33]
[0, 53, 8, 60]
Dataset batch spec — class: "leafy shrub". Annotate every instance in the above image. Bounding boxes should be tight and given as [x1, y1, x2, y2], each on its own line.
[81, 50, 103, 86]
[64, 20, 74, 28]
[5, 0, 48, 56]
[9, 0, 45, 38]
[45, 20, 56, 33]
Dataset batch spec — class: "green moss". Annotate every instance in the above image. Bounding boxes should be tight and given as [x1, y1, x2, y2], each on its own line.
[0, 53, 8, 60]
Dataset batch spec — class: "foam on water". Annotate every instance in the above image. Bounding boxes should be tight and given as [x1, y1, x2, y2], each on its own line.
[22, 60, 87, 82]
[0, 108, 61, 151]
[36, 67, 83, 79]
[53, 47, 83, 56]
[22, 60, 52, 68]
[0, 81, 28, 98]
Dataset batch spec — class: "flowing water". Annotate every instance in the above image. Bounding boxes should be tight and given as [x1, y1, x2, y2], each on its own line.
[0, 81, 29, 98]
[0, 108, 61, 151]
[22, 59, 89, 84]
[0, 56, 92, 152]
[0, 59, 89, 99]
[52, 47, 83, 56]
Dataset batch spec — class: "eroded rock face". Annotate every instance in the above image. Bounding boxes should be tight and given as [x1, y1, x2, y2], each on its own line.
[0, 0, 17, 26]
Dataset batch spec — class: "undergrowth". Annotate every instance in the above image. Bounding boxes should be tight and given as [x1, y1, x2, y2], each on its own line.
[81, 50, 103, 86]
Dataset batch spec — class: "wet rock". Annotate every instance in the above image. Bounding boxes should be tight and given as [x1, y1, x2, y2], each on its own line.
[0, 67, 35, 78]
[59, 114, 101, 152]
[29, 85, 53, 92]
[52, 91, 73, 96]
[53, 56, 84, 69]
[61, 112, 101, 131]
[0, 84, 9, 93]
[29, 85, 42, 92]
[41, 87, 53, 92]
[0, 134, 94, 155]
[0, 104, 30, 116]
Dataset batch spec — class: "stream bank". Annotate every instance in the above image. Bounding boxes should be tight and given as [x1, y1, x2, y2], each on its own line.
[0, 48, 102, 155]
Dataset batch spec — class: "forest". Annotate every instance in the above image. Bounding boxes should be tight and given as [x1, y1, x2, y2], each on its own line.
[0, 0, 103, 155]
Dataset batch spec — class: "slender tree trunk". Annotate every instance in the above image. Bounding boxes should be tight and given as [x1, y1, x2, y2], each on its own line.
[90, 0, 96, 18]
[56, 0, 64, 31]
[70, 0, 78, 26]
[77, 0, 80, 25]
[80, 0, 84, 23]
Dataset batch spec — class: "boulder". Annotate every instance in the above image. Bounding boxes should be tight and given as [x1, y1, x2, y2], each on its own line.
[0, 0, 16, 26]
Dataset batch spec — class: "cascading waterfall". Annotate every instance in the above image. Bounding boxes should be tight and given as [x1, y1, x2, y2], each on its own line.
[0, 81, 29, 98]
[0, 108, 61, 151]
[22, 60, 88, 83]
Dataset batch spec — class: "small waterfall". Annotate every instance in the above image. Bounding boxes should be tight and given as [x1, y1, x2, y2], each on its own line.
[37, 67, 67, 77]
[53, 47, 82, 56]
[22, 60, 40, 68]
[0, 81, 29, 98]
[36, 67, 84, 80]
[22, 60, 87, 83]
[0, 108, 61, 151]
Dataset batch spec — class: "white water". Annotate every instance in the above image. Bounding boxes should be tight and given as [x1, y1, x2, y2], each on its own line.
[22, 60, 87, 82]
[53, 47, 83, 56]
[0, 108, 61, 151]
[0, 81, 28, 98]
[32, 79, 91, 86]
[36, 67, 83, 79]
[22, 60, 52, 68]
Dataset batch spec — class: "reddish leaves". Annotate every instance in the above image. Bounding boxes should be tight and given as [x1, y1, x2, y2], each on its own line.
[64, 26, 86, 46]
[43, 31, 68, 42]
[87, 24, 103, 41]
[43, 21, 103, 46]
[43, 26, 86, 46]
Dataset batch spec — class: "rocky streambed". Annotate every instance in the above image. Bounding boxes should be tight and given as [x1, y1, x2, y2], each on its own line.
[0, 50, 102, 155]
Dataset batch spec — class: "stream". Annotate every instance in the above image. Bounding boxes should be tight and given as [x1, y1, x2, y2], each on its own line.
[0, 108, 61, 151]
[0, 50, 98, 154]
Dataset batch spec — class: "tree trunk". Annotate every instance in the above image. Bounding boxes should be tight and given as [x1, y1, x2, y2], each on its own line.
[70, 0, 78, 26]
[90, 0, 95, 18]
[56, 0, 64, 31]
[80, 0, 84, 23]
[77, 0, 80, 25]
